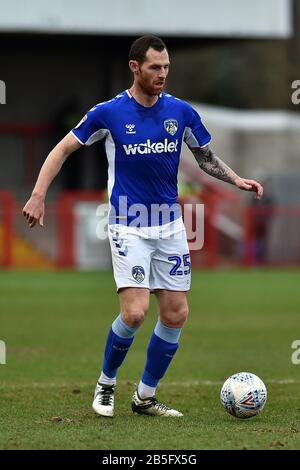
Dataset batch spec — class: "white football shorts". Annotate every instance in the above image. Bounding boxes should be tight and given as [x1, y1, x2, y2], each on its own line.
[108, 217, 191, 292]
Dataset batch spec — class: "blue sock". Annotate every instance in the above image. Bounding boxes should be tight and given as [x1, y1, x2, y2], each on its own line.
[102, 314, 138, 379]
[141, 320, 182, 387]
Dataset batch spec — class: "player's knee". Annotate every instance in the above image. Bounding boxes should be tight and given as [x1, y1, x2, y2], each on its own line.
[175, 305, 189, 327]
[122, 309, 147, 328]
[162, 304, 189, 328]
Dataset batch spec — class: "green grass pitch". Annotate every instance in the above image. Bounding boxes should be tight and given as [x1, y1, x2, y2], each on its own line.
[0, 269, 300, 450]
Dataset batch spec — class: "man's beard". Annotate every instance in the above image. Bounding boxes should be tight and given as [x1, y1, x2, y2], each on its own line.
[139, 77, 164, 96]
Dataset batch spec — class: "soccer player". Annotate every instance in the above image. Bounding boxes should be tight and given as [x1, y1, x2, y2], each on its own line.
[23, 35, 263, 418]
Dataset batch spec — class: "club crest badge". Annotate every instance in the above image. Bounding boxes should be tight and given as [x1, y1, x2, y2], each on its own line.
[164, 119, 178, 136]
[132, 266, 145, 283]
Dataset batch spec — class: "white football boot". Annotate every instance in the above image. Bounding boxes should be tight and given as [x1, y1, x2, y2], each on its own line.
[131, 388, 183, 417]
[92, 382, 115, 417]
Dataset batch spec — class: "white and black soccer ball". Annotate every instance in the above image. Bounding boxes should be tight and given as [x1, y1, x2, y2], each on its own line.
[220, 372, 267, 419]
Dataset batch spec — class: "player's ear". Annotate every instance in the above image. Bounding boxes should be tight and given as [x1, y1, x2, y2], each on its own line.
[129, 60, 139, 74]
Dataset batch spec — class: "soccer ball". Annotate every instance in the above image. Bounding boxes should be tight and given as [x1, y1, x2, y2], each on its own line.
[220, 372, 267, 419]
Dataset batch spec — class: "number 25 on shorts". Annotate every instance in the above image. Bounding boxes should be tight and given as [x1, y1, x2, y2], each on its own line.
[168, 254, 191, 276]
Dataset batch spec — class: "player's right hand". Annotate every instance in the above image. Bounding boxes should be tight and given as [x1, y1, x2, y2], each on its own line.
[22, 194, 45, 228]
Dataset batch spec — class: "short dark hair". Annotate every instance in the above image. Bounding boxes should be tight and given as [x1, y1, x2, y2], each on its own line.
[129, 35, 167, 63]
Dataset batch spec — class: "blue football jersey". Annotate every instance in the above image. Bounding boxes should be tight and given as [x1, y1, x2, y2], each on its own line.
[71, 90, 211, 227]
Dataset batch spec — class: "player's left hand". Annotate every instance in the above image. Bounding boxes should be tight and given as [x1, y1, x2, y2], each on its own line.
[234, 177, 264, 200]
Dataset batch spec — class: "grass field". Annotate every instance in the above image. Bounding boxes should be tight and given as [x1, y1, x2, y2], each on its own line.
[0, 269, 300, 450]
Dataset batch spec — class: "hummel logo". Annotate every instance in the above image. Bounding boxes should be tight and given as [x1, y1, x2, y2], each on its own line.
[126, 124, 136, 134]
[113, 345, 130, 351]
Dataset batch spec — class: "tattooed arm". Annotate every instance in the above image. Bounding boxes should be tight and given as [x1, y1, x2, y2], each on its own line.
[192, 145, 264, 200]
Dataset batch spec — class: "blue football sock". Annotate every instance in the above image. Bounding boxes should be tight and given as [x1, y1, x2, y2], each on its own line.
[102, 314, 138, 379]
[141, 319, 181, 388]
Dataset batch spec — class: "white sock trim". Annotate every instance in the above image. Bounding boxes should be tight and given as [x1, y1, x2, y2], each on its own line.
[99, 371, 116, 386]
[138, 381, 156, 399]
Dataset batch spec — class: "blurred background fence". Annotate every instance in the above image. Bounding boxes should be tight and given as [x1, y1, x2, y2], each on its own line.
[0, 0, 299, 270]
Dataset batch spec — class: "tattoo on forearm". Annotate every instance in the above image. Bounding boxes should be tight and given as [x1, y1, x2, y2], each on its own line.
[192, 146, 238, 185]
